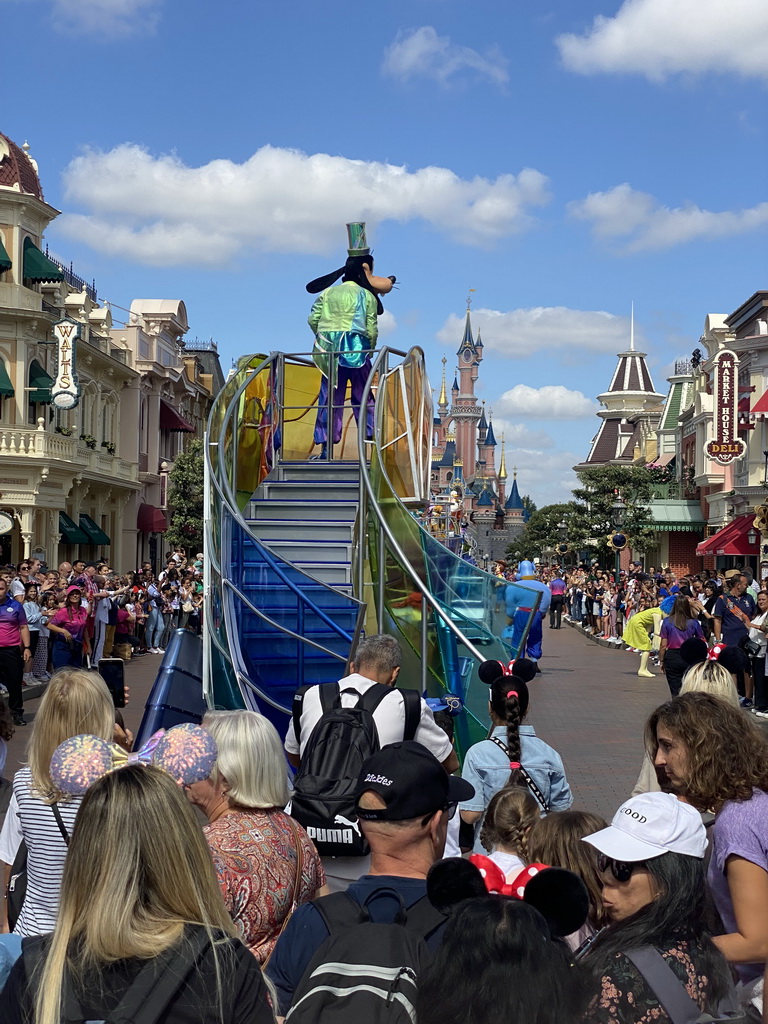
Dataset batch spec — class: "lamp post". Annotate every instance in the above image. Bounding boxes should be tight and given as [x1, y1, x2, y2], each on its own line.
[612, 495, 626, 582]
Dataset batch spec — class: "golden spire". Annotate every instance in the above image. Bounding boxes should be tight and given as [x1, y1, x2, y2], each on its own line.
[499, 433, 507, 480]
[438, 356, 448, 408]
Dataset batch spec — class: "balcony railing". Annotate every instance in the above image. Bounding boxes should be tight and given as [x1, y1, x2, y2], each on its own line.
[43, 247, 97, 302]
[0, 425, 137, 482]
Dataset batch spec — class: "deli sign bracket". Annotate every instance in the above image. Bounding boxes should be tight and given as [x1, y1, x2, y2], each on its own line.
[704, 349, 747, 466]
[51, 318, 81, 411]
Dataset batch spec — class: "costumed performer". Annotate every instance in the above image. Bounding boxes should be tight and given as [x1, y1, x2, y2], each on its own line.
[503, 560, 551, 668]
[623, 603, 665, 678]
[306, 222, 396, 459]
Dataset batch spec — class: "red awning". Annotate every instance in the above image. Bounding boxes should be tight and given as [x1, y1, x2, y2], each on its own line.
[752, 388, 768, 416]
[137, 503, 168, 533]
[695, 513, 755, 557]
[159, 399, 194, 433]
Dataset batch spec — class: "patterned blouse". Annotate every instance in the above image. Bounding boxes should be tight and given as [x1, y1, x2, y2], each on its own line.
[583, 941, 713, 1024]
[204, 808, 325, 964]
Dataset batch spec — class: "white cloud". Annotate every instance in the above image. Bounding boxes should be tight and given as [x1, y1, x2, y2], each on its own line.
[382, 26, 508, 88]
[378, 310, 397, 337]
[556, 0, 768, 82]
[486, 418, 555, 450]
[496, 384, 598, 419]
[437, 306, 632, 356]
[7, 0, 163, 37]
[568, 183, 768, 252]
[501, 448, 581, 506]
[56, 144, 550, 266]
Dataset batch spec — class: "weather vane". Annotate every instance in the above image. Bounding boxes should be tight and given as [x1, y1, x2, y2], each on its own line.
[466, 288, 475, 310]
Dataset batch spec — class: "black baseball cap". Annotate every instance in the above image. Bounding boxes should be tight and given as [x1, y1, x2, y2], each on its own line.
[355, 741, 474, 821]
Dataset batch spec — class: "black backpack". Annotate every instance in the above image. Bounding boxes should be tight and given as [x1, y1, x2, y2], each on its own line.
[289, 683, 420, 857]
[285, 888, 446, 1024]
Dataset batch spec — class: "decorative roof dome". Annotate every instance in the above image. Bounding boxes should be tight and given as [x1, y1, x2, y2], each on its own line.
[0, 134, 43, 200]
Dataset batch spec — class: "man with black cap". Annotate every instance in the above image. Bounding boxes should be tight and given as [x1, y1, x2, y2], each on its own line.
[266, 741, 474, 1016]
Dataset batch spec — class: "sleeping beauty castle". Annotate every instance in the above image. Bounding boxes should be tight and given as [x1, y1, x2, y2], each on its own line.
[430, 304, 528, 562]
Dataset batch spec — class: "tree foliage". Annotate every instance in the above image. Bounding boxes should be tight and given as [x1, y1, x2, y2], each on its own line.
[572, 465, 655, 560]
[166, 438, 205, 554]
[510, 502, 589, 559]
[521, 494, 538, 516]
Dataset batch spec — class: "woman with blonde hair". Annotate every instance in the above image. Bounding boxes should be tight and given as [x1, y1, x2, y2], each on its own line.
[188, 710, 327, 965]
[0, 668, 114, 935]
[527, 809, 609, 951]
[0, 764, 273, 1024]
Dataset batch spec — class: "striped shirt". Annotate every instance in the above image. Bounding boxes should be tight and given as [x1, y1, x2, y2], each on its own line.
[7, 768, 82, 936]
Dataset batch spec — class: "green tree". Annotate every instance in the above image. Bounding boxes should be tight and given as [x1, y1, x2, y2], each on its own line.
[509, 502, 588, 559]
[521, 494, 538, 517]
[166, 438, 205, 554]
[572, 464, 655, 563]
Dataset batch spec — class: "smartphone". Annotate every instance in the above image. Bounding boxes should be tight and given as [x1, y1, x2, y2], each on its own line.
[98, 657, 126, 708]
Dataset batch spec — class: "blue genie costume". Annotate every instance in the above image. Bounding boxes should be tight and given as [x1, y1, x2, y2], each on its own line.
[504, 559, 551, 665]
[306, 222, 396, 458]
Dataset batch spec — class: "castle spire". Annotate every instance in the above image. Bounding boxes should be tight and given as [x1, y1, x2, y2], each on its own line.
[438, 356, 448, 409]
[499, 434, 508, 480]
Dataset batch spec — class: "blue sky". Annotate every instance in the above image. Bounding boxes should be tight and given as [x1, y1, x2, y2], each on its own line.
[3, 0, 766, 504]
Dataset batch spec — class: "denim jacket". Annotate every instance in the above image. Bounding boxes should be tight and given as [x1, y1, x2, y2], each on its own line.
[459, 725, 573, 852]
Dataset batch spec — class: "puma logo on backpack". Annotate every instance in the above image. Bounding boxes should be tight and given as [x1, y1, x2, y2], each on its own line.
[289, 682, 420, 858]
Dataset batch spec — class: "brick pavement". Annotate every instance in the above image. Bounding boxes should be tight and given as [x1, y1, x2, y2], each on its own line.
[5, 625, 669, 821]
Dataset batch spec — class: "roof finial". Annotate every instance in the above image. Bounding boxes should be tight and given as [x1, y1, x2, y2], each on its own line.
[438, 356, 448, 408]
[467, 288, 475, 310]
[513, 465, 518, 478]
[630, 301, 635, 352]
[499, 434, 508, 480]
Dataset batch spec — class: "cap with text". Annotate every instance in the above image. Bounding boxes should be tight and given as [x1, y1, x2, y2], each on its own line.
[355, 740, 474, 822]
[582, 792, 706, 862]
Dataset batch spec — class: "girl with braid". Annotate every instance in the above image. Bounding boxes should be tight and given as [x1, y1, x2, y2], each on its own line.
[478, 786, 540, 882]
[459, 660, 572, 853]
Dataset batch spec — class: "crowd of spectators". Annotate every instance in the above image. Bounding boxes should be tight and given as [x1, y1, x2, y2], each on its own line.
[1, 610, 768, 1021]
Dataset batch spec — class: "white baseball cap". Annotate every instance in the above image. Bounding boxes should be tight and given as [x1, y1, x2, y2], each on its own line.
[582, 792, 706, 862]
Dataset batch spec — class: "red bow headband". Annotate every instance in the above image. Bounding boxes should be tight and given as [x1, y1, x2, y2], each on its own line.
[469, 855, 549, 899]
[708, 642, 727, 662]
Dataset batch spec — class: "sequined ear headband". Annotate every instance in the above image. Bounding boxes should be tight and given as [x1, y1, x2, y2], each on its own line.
[50, 722, 217, 795]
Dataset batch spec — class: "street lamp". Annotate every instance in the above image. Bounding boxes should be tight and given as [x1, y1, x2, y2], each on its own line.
[612, 495, 626, 582]
[748, 527, 758, 547]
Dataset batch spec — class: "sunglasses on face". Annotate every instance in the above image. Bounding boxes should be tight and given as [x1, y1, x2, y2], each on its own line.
[597, 853, 647, 882]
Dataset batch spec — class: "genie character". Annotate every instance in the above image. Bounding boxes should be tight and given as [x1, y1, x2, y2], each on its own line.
[504, 559, 551, 668]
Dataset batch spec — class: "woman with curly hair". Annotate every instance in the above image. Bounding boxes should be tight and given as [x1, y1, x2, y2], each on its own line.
[648, 691, 768, 1014]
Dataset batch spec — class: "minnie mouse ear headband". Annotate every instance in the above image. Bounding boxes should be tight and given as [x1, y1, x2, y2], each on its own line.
[680, 637, 708, 667]
[429, 858, 589, 938]
[708, 641, 727, 662]
[50, 723, 217, 795]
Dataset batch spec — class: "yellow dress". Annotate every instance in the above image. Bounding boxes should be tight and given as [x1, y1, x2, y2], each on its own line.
[623, 607, 661, 652]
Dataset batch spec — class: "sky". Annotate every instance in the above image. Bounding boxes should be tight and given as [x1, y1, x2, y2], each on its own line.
[3, 0, 767, 506]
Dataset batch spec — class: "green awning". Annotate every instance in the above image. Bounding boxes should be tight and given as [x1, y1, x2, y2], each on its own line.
[23, 237, 64, 283]
[0, 238, 11, 273]
[59, 512, 89, 545]
[650, 499, 705, 533]
[0, 360, 14, 398]
[79, 513, 110, 546]
[28, 359, 53, 403]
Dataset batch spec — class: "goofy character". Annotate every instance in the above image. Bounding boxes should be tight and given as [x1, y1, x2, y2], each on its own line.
[504, 560, 551, 668]
[306, 222, 396, 458]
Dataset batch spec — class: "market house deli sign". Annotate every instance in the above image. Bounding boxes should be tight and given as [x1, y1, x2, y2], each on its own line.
[705, 350, 747, 466]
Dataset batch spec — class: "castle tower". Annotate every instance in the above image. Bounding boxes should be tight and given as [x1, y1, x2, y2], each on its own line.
[437, 356, 449, 419]
[575, 308, 665, 469]
[450, 304, 482, 480]
[498, 434, 507, 506]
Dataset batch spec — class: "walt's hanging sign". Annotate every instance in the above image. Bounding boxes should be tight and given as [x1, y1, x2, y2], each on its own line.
[704, 350, 746, 466]
[51, 318, 81, 411]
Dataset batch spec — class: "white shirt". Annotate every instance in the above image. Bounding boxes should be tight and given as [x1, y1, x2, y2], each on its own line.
[284, 672, 452, 763]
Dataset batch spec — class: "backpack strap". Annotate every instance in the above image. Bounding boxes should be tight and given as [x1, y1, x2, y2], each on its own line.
[51, 803, 70, 846]
[313, 891, 367, 934]
[313, 889, 446, 944]
[291, 685, 312, 747]
[488, 735, 551, 813]
[401, 894, 448, 941]
[400, 688, 421, 742]
[622, 946, 704, 1024]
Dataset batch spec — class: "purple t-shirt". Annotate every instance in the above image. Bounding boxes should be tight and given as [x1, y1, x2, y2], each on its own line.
[708, 788, 768, 983]
[659, 618, 704, 649]
[0, 595, 27, 647]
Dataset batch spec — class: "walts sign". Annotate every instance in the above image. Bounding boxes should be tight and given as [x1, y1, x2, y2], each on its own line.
[705, 350, 746, 466]
[51, 318, 81, 411]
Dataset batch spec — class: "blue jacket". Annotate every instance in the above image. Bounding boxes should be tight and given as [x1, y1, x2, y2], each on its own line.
[459, 725, 572, 852]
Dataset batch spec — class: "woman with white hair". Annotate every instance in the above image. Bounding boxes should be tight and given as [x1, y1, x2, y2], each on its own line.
[188, 710, 327, 965]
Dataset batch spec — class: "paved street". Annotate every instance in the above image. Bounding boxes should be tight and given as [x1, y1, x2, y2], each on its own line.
[6, 624, 669, 821]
